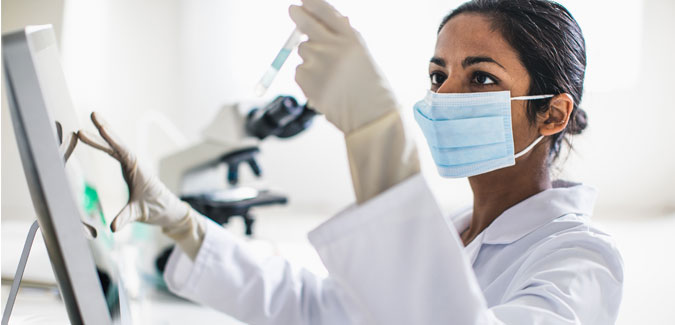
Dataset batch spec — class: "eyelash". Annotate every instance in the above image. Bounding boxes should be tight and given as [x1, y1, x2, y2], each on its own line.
[429, 71, 500, 88]
[471, 71, 498, 86]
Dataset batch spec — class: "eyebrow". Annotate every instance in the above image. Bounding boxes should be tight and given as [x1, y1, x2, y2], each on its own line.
[430, 56, 446, 67]
[429, 56, 506, 70]
[463, 56, 505, 70]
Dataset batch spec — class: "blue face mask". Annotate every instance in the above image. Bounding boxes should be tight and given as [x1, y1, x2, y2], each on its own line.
[413, 90, 553, 178]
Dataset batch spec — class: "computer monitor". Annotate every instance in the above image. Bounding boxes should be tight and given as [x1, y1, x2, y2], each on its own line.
[3, 25, 116, 324]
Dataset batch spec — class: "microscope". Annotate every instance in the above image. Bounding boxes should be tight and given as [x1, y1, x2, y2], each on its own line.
[159, 96, 316, 237]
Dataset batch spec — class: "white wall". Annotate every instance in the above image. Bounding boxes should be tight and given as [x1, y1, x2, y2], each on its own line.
[559, 0, 675, 218]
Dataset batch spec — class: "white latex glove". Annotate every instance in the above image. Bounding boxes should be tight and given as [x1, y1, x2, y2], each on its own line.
[289, 0, 398, 135]
[78, 112, 205, 259]
[290, 0, 420, 203]
[58, 129, 78, 162]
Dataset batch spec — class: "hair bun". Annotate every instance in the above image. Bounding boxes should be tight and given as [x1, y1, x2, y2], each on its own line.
[568, 107, 587, 135]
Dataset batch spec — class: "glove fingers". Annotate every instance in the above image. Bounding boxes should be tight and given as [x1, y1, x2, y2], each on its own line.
[289, 5, 332, 41]
[60, 131, 78, 162]
[90, 112, 131, 159]
[81, 220, 98, 240]
[300, 0, 349, 34]
[111, 203, 138, 232]
[297, 41, 318, 66]
[78, 129, 116, 157]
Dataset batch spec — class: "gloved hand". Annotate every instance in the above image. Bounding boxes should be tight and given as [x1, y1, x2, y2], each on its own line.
[290, 0, 420, 203]
[78, 112, 205, 260]
[289, 0, 397, 135]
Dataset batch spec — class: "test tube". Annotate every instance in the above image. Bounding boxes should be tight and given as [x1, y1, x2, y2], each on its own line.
[254, 28, 304, 97]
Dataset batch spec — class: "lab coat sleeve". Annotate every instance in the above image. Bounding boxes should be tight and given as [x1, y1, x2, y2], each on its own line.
[307, 174, 494, 324]
[163, 218, 355, 325]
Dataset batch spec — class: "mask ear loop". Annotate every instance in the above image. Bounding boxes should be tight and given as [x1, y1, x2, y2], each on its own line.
[511, 94, 555, 101]
[510, 94, 554, 159]
[514, 135, 545, 159]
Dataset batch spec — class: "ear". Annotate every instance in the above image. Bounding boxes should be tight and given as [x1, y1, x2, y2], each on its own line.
[538, 93, 574, 136]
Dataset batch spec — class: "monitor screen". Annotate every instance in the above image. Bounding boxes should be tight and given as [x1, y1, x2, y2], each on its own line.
[3, 25, 121, 324]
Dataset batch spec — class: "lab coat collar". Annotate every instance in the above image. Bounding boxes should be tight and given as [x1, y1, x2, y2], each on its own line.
[451, 182, 598, 246]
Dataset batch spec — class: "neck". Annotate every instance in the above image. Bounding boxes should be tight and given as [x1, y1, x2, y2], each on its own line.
[461, 154, 551, 246]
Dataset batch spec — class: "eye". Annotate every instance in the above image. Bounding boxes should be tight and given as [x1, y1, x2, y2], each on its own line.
[430, 71, 447, 87]
[471, 71, 497, 86]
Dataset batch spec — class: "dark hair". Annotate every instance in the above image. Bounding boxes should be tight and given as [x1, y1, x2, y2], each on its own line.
[439, 0, 588, 161]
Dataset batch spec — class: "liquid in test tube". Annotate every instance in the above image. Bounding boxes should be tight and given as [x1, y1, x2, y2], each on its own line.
[254, 28, 304, 97]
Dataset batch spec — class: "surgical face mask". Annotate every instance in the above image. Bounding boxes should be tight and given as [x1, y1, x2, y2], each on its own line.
[413, 90, 553, 178]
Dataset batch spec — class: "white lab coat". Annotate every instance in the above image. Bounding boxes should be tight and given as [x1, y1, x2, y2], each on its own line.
[164, 175, 623, 324]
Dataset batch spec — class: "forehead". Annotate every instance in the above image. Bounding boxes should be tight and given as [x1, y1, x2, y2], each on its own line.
[435, 13, 522, 69]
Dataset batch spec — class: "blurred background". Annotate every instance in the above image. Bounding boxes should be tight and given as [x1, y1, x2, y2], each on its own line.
[2, 0, 674, 324]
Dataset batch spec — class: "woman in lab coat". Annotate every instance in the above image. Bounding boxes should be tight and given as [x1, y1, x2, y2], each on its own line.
[78, 0, 623, 323]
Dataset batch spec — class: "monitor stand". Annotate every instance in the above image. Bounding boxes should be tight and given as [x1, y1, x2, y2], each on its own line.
[2, 220, 40, 325]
